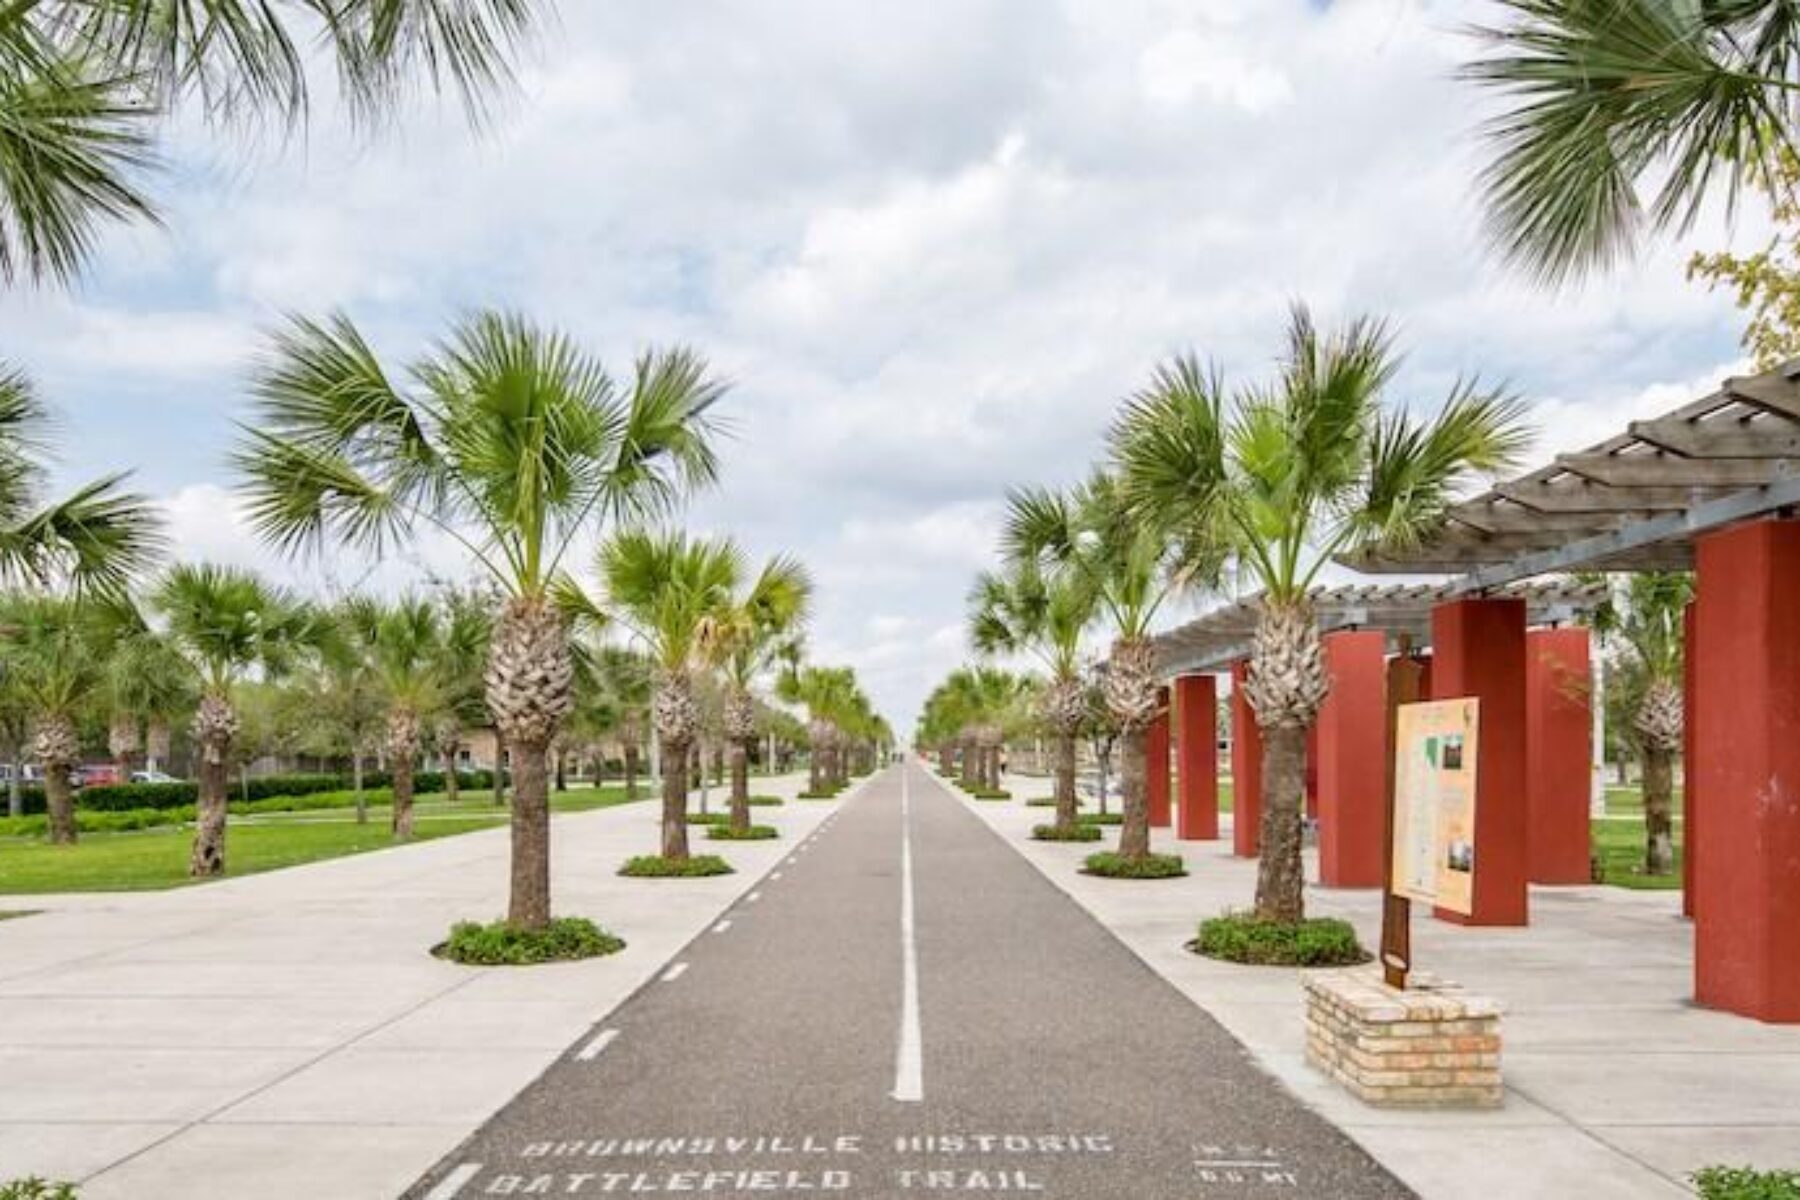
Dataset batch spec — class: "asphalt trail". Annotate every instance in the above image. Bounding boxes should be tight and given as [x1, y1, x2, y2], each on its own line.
[406, 760, 1411, 1199]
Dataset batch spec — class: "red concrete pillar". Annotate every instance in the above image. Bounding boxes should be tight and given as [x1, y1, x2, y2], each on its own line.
[1175, 674, 1219, 841]
[1147, 687, 1172, 828]
[1683, 601, 1698, 920]
[1694, 519, 1800, 1022]
[1430, 596, 1529, 927]
[1230, 660, 1263, 857]
[1316, 630, 1387, 887]
[1526, 628, 1593, 885]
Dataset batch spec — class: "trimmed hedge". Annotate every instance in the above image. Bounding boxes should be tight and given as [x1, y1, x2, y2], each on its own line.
[4, 768, 500, 816]
[1082, 851, 1187, 879]
[1192, 913, 1370, 967]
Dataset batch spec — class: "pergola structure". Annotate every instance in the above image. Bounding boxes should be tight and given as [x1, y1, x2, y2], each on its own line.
[1144, 581, 1602, 906]
[1143, 360, 1800, 1024]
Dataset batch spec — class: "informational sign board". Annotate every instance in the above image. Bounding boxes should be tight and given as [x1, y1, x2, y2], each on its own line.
[1391, 698, 1480, 915]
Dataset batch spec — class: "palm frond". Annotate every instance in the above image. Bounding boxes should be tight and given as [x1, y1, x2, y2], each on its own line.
[0, 472, 165, 598]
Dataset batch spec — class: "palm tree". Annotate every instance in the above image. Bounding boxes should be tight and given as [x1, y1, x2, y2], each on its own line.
[1110, 306, 1530, 922]
[234, 310, 724, 928]
[1591, 572, 1692, 874]
[102, 605, 194, 782]
[151, 563, 316, 876]
[1005, 473, 1182, 863]
[1, 1, 544, 285]
[1462, 0, 1800, 285]
[716, 559, 811, 834]
[780, 664, 861, 791]
[587, 528, 740, 861]
[304, 599, 387, 821]
[426, 583, 495, 806]
[346, 595, 447, 839]
[0, 593, 107, 842]
[970, 559, 1096, 834]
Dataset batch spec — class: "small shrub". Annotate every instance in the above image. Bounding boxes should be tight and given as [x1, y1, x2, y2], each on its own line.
[708, 824, 778, 841]
[1192, 912, 1370, 967]
[748, 795, 784, 807]
[436, 916, 624, 966]
[619, 854, 735, 877]
[1079, 812, 1123, 826]
[1032, 823, 1102, 842]
[1082, 851, 1187, 879]
[0, 1181, 78, 1200]
[685, 811, 729, 825]
[796, 789, 841, 800]
[1693, 1168, 1800, 1200]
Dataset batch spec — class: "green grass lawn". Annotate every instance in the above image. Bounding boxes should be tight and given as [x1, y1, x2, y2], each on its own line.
[1592, 815, 1684, 890]
[0, 787, 641, 895]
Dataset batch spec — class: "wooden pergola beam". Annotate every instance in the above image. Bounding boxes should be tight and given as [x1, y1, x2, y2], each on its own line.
[1627, 415, 1800, 459]
[1554, 453, 1785, 489]
[1493, 478, 1716, 514]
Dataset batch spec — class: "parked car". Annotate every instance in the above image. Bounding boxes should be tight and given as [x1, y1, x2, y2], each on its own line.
[78, 764, 123, 787]
[130, 769, 181, 784]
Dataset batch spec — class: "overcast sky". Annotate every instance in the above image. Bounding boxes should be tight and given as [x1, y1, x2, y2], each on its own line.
[0, 0, 1765, 734]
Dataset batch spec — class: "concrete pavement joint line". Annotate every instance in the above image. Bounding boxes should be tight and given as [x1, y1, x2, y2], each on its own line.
[892, 763, 923, 1103]
[575, 1028, 620, 1062]
[661, 962, 689, 982]
[424, 1162, 483, 1199]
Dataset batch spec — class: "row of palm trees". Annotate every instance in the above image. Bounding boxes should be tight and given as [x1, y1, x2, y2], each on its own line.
[0, 309, 892, 933]
[930, 306, 1530, 924]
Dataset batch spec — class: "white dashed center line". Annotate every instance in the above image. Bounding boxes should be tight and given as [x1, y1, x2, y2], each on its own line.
[575, 1029, 619, 1062]
[424, 1163, 483, 1199]
[713, 919, 733, 934]
[661, 962, 690, 982]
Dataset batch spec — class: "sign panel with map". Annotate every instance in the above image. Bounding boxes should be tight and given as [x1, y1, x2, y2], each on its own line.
[1391, 698, 1480, 916]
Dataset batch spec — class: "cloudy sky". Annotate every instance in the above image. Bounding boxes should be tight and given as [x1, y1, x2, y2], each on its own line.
[0, 0, 1766, 733]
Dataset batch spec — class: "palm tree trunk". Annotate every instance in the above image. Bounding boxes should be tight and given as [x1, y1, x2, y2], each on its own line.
[392, 756, 416, 839]
[1117, 726, 1149, 859]
[494, 733, 509, 807]
[6, 763, 20, 819]
[353, 752, 367, 824]
[1643, 743, 1675, 875]
[43, 764, 76, 846]
[729, 739, 751, 834]
[1254, 724, 1308, 923]
[1054, 729, 1079, 834]
[507, 735, 551, 929]
[624, 742, 640, 800]
[808, 746, 822, 793]
[443, 752, 460, 805]
[662, 736, 692, 860]
[190, 745, 230, 877]
[554, 748, 567, 792]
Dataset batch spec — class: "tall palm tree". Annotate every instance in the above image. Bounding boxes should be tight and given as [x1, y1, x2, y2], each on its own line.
[780, 663, 860, 791]
[970, 559, 1096, 834]
[1, 0, 544, 285]
[234, 310, 724, 928]
[1110, 306, 1530, 922]
[1462, 0, 1800, 285]
[151, 563, 316, 876]
[1005, 473, 1183, 863]
[347, 595, 447, 839]
[1591, 572, 1692, 874]
[716, 558, 811, 834]
[588, 528, 740, 862]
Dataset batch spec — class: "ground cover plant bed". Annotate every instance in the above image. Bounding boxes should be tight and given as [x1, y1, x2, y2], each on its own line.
[0, 911, 37, 922]
[435, 917, 625, 965]
[748, 795, 784, 806]
[619, 854, 735, 877]
[969, 788, 1012, 801]
[686, 811, 730, 825]
[0, 1181, 77, 1200]
[1079, 812, 1123, 826]
[1693, 1167, 1800, 1200]
[1083, 851, 1186, 879]
[1032, 823, 1102, 842]
[708, 823, 779, 841]
[796, 789, 843, 800]
[1191, 912, 1370, 967]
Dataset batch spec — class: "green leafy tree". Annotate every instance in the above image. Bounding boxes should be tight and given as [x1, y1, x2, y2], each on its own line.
[1689, 143, 1800, 369]
[970, 558, 1096, 834]
[1109, 306, 1529, 921]
[151, 563, 316, 876]
[233, 310, 724, 929]
[1, 0, 544, 285]
[1462, 0, 1800, 285]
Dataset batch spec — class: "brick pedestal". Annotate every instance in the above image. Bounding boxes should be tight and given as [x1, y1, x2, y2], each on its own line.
[1304, 968, 1504, 1108]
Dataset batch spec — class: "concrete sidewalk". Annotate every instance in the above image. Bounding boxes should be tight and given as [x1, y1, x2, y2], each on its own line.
[0, 773, 843, 1198]
[972, 774, 1800, 1200]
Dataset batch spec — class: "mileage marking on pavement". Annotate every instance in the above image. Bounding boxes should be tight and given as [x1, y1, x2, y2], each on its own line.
[574, 1029, 619, 1062]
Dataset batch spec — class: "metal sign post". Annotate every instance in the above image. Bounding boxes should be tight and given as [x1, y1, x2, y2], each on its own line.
[1381, 639, 1425, 990]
